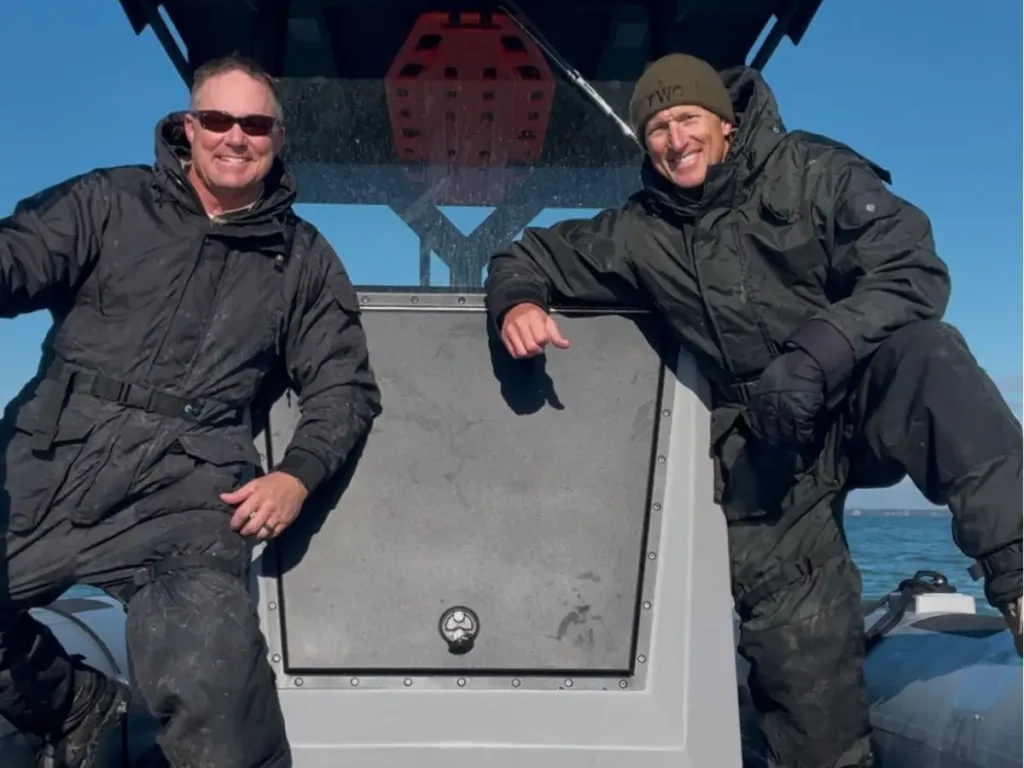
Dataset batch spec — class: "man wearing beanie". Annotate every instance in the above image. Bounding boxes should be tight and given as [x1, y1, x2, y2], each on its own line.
[485, 52, 1022, 768]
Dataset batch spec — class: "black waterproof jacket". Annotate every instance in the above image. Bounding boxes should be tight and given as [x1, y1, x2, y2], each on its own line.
[485, 67, 950, 402]
[484, 65, 966, 544]
[0, 113, 381, 531]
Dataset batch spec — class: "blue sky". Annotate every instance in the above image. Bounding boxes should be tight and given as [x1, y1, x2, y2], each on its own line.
[0, 0, 1020, 508]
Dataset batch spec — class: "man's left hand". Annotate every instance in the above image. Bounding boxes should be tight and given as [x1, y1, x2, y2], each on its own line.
[745, 348, 827, 447]
[222, 471, 309, 540]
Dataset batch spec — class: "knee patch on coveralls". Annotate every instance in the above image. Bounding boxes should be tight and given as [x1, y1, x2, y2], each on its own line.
[124, 561, 289, 768]
[738, 552, 874, 768]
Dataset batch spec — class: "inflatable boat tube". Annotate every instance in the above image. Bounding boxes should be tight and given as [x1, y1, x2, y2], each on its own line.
[740, 572, 1023, 768]
[1, 574, 1020, 768]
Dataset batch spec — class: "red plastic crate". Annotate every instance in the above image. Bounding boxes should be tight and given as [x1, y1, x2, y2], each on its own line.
[384, 11, 556, 206]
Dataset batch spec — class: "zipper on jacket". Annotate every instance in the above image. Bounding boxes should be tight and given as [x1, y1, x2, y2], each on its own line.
[179, 235, 234, 385]
[141, 232, 209, 385]
[686, 220, 737, 377]
[737, 249, 780, 359]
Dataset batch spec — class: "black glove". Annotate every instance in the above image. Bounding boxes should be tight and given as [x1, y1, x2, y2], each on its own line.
[745, 348, 827, 447]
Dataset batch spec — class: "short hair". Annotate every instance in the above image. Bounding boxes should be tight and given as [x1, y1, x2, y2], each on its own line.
[189, 53, 283, 121]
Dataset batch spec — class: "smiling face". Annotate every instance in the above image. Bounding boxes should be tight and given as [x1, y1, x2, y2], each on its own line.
[643, 104, 733, 189]
[183, 68, 284, 215]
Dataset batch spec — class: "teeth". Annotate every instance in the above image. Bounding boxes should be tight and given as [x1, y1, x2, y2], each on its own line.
[218, 157, 246, 163]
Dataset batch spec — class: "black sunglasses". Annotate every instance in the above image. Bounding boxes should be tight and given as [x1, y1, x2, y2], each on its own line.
[190, 110, 279, 137]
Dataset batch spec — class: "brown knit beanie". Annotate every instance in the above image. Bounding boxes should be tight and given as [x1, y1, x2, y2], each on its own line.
[629, 54, 735, 136]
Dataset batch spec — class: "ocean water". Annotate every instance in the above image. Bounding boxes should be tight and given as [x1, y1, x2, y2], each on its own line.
[846, 511, 990, 609]
[65, 509, 993, 611]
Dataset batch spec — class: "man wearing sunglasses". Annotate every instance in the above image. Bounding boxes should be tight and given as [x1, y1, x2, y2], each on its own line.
[485, 53, 1022, 768]
[0, 55, 381, 766]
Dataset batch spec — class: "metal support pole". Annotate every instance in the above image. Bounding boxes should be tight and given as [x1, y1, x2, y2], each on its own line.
[750, 1, 802, 71]
[419, 238, 432, 288]
[138, 0, 192, 85]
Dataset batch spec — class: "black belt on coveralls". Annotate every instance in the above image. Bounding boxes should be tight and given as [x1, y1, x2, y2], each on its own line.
[32, 359, 247, 451]
[733, 538, 848, 615]
[119, 553, 249, 604]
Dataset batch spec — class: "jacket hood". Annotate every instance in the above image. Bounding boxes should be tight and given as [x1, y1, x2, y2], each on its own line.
[152, 111, 298, 223]
[637, 66, 786, 217]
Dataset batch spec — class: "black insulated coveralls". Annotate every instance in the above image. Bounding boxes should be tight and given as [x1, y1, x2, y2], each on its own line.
[485, 67, 1022, 768]
[0, 113, 381, 766]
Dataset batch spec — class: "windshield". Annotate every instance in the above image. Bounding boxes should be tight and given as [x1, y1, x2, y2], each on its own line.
[274, 9, 645, 292]
[292, 202, 603, 292]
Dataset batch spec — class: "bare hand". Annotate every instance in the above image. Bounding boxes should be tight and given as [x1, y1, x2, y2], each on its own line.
[222, 471, 309, 540]
[500, 303, 571, 359]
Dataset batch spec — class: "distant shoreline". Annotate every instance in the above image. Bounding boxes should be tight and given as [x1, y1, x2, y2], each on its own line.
[846, 507, 948, 517]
